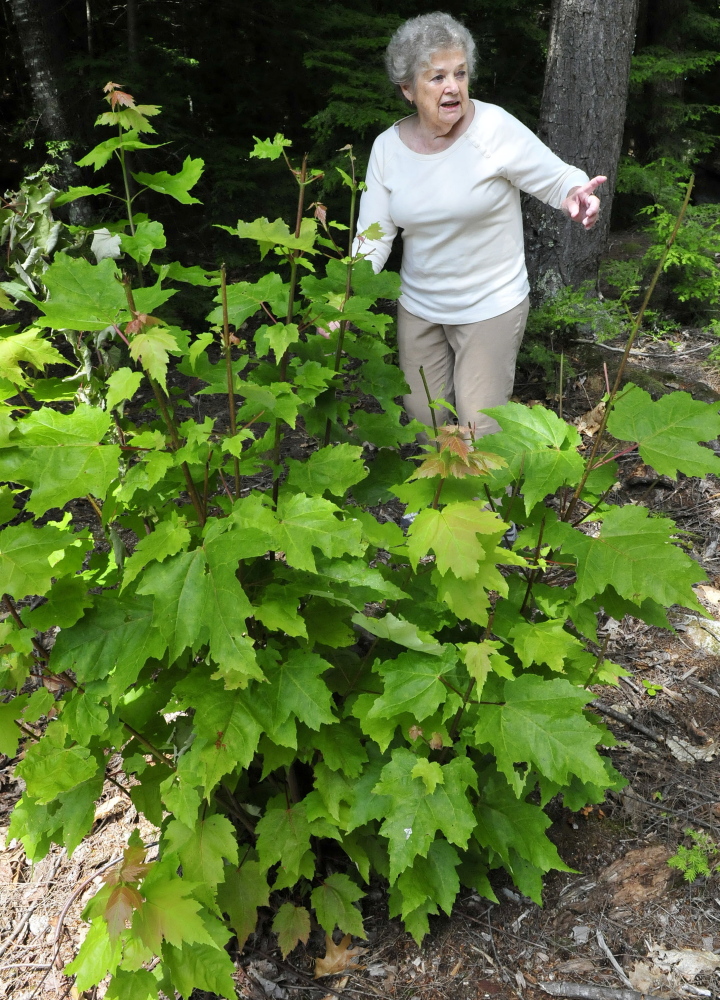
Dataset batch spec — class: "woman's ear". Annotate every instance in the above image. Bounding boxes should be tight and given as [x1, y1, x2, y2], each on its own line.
[400, 83, 414, 104]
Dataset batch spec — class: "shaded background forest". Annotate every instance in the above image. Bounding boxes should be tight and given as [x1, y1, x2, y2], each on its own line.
[1, 0, 720, 289]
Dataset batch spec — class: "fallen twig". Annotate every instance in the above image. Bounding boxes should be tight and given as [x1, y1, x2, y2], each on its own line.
[573, 338, 711, 359]
[539, 984, 642, 1000]
[592, 702, 663, 741]
[595, 929, 634, 991]
[0, 903, 39, 960]
[620, 789, 718, 832]
[684, 678, 719, 698]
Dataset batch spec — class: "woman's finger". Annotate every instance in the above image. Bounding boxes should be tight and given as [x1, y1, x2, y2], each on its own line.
[582, 175, 607, 195]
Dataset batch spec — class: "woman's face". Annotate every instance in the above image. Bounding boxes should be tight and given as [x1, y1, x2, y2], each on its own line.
[401, 48, 470, 134]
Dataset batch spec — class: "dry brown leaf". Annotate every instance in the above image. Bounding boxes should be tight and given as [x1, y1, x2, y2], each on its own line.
[575, 400, 605, 437]
[314, 933, 367, 978]
[320, 974, 349, 999]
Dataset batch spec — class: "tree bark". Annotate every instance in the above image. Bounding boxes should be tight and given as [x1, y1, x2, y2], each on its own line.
[6, 0, 91, 224]
[524, 0, 640, 299]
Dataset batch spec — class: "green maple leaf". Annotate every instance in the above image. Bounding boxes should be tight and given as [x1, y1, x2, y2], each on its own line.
[255, 321, 300, 363]
[55, 773, 105, 855]
[204, 534, 261, 686]
[64, 917, 123, 991]
[128, 325, 180, 389]
[36, 255, 126, 330]
[173, 668, 262, 784]
[62, 690, 109, 741]
[51, 593, 167, 703]
[350, 259, 401, 299]
[133, 156, 204, 204]
[217, 859, 270, 951]
[119, 220, 166, 264]
[77, 130, 165, 171]
[53, 183, 112, 206]
[257, 800, 312, 883]
[105, 969, 158, 1000]
[275, 493, 365, 572]
[476, 674, 610, 795]
[17, 722, 99, 804]
[132, 857, 217, 952]
[287, 443, 368, 498]
[435, 562, 507, 626]
[163, 929, 236, 999]
[0, 405, 120, 514]
[153, 261, 220, 287]
[458, 640, 513, 696]
[0, 519, 89, 600]
[509, 618, 583, 672]
[164, 815, 238, 907]
[608, 383, 720, 479]
[0, 328, 70, 387]
[230, 217, 317, 258]
[557, 504, 705, 610]
[0, 484, 17, 525]
[206, 272, 288, 327]
[483, 402, 585, 512]
[272, 903, 311, 958]
[138, 549, 207, 660]
[255, 650, 336, 732]
[121, 514, 191, 590]
[373, 749, 477, 880]
[105, 367, 144, 411]
[474, 768, 572, 894]
[352, 612, 444, 656]
[407, 503, 503, 579]
[250, 133, 292, 160]
[313, 723, 368, 778]
[311, 873, 365, 937]
[392, 838, 460, 941]
[0, 695, 28, 757]
[367, 648, 455, 720]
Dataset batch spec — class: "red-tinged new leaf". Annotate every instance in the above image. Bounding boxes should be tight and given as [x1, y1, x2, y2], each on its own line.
[103, 883, 143, 941]
[131, 860, 217, 952]
[273, 902, 311, 958]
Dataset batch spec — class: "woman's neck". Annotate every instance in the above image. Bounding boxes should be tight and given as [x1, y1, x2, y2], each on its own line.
[398, 100, 475, 154]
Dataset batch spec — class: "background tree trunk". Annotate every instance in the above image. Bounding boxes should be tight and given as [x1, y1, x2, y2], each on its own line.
[524, 0, 641, 300]
[6, 0, 91, 224]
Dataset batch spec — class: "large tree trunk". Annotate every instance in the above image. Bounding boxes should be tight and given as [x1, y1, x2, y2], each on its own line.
[6, 0, 91, 224]
[525, 0, 640, 300]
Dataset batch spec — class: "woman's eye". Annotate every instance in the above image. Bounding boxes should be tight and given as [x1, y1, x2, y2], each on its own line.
[457, 71, 466, 78]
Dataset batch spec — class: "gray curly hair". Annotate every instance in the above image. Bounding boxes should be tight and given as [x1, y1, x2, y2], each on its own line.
[385, 12, 477, 89]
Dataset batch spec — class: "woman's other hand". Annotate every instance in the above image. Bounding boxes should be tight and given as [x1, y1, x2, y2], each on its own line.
[562, 175, 606, 230]
[316, 320, 341, 339]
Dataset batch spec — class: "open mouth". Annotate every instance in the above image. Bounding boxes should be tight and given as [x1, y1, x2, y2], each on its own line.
[441, 100, 460, 110]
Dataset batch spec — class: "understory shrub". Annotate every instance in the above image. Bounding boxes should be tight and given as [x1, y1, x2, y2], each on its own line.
[1, 87, 719, 1000]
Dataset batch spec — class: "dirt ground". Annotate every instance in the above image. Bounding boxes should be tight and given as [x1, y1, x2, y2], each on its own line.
[2, 323, 720, 1000]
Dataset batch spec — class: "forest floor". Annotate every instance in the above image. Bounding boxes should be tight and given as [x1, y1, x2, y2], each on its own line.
[2, 322, 720, 1000]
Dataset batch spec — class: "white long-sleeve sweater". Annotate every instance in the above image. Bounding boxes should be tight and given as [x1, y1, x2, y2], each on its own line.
[354, 99, 589, 324]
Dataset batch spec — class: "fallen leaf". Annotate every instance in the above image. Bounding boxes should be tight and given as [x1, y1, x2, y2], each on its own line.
[575, 400, 605, 437]
[320, 974, 349, 999]
[314, 933, 366, 978]
[666, 736, 717, 763]
[650, 945, 720, 980]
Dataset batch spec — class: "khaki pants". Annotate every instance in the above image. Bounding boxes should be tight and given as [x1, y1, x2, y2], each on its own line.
[397, 296, 530, 439]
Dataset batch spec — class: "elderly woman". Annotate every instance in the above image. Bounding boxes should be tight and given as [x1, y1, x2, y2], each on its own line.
[355, 12, 605, 440]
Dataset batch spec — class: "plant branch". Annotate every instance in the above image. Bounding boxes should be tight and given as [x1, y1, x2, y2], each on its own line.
[564, 175, 694, 522]
[220, 264, 241, 498]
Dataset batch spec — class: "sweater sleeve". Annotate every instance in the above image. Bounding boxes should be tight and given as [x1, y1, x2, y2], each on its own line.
[352, 138, 397, 273]
[492, 107, 589, 210]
